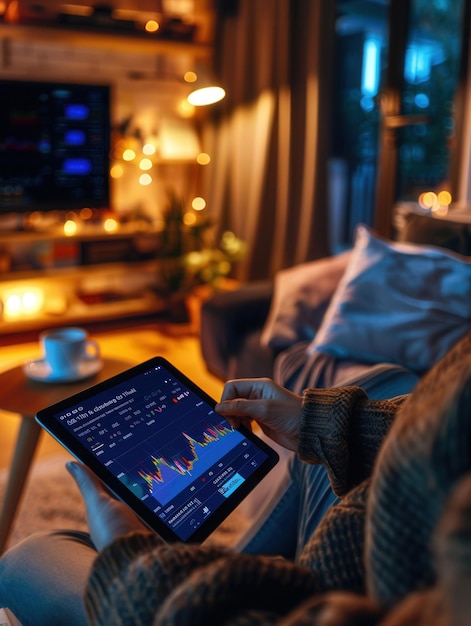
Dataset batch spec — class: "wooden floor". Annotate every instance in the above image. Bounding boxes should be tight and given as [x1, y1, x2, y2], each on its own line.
[0, 322, 224, 471]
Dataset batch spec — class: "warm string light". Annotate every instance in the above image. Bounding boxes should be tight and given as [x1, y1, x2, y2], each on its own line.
[183, 212, 196, 226]
[113, 138, 155, 185]
[2, 287, 44, 319]
[110, 65, 221, 190]
[145, 20, 159, 33]
[143, 143, 157, 156]
[64, 219, 78, 236]
[184, 71, 197, 83]
[122, 148, 136, 161]
[196, 152, 211, 165]
[112, 122, 212, 193]
[110, 164, 124, 179]
[139, 158, 153, 171]
[418, 189, 453, 216]
[192, 197, 206, 211]
[103, 218, 119, 232]
[139, 173, 152, 186]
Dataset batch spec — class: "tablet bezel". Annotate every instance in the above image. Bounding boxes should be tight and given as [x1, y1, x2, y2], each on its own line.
[35, 356, 279, 544]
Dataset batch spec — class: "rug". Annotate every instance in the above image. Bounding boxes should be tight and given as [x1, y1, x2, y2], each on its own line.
[0, 454, 250, 552]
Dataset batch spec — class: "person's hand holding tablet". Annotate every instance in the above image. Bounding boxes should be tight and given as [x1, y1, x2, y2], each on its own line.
[36, 357, 279, 544]
[66, 461, 147, 551]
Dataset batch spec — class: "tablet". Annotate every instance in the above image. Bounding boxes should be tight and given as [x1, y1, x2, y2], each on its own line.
[35, 356, 279, 544]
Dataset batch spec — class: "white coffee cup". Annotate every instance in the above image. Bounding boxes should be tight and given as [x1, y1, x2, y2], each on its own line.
[40, 327, 100, 376]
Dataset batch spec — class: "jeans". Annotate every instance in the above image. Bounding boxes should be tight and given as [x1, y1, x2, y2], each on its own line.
[0, 530, 95, 626]
[236, 456, 338, 560]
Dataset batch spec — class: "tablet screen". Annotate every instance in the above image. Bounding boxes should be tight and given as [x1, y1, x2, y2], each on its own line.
[36, 357, 279, 544]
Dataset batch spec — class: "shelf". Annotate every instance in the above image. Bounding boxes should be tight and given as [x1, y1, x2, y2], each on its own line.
[0, 289, 168, 338]
[0, 220, 162, 277]
[0, 222, 161, 244]
[0, 258, 160, 282]
[0, 23, 213, 60]
[0, 259, 170, 337]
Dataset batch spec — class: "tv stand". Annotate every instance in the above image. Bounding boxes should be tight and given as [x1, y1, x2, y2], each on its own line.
[0, 220, 166, 341]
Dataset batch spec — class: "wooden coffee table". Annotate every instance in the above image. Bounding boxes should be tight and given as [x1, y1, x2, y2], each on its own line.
[0, 357, 132, 554]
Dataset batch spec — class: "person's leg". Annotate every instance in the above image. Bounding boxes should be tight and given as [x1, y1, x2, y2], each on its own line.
[235, 452, 299, 558]
[293, 459, 340, 560]
[0, 530, 96, 626]
[236, 452, 339, 560]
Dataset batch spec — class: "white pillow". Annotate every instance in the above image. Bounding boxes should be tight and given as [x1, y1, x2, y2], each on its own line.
[308, 224, 471, 372]
[260, 251, 351, 350]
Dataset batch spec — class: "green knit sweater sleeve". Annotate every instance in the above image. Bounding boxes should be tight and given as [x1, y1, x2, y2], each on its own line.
[298, 386, 407, 496]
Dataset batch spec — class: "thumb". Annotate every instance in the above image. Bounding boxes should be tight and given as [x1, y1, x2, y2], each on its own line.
[66, 461, 104, 504]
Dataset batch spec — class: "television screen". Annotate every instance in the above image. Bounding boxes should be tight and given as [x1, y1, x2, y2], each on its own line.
[0, 79, 110, 213]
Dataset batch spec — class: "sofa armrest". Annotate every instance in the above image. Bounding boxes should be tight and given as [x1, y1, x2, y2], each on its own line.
[200, 280, 274, 380]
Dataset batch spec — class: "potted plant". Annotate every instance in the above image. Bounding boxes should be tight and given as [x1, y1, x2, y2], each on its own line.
[156, 191, 246, 322]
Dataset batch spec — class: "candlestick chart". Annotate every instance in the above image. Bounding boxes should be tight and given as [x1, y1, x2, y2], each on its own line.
[129, 416, 243, 505]
[138, 420, 233, 489]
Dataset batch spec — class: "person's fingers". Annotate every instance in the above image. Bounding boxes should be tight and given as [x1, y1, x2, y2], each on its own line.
[219, 378, 274, 402]
[66, 461, 105, 504]
[222, 414, 253, 431]
[216, 397, 277, 420]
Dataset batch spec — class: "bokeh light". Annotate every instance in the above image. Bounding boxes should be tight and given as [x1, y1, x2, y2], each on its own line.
[183, 212, 197, 226]
[145, 20, 159, 33]
[110, 164, 124, 179]
[418, 189, 452, 216]
[196, 152, 211, 165]
[123, 149, 136, 161]
[139, 173, 152, 186]
[80, 207, 93, 220]
[104, 218, 119, 233]
[139, 158, 153, 171]
[178, 98, 195, 118]
[184, 71, 198, 83]
[3, 288, 44, 318]
[143, 143, 157, 156]
[63, 219, 77, 236]
[437, 190, 452, 206]
[192, 196, 206, 211]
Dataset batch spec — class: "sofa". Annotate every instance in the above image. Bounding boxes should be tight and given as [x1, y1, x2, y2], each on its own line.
[201, 213, 471, 399]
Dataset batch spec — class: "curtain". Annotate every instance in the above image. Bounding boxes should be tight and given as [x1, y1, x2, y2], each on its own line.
[201, 0, 335, 281]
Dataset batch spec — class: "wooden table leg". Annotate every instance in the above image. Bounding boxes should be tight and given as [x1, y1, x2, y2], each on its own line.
[0, 416, 41, 554]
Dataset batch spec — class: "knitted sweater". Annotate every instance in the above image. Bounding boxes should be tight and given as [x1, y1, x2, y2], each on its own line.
[84, 387, 403, 624]
[84, 330, 471, 625]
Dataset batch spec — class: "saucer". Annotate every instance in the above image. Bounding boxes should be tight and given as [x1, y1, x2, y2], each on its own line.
[23, 357, 103, 383]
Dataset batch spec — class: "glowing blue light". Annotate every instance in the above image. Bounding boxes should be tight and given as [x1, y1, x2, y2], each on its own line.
[64, 129, 86, 145]
[63, 158, 92, 175]
[414, 93, 429, 108]
[405, 46, 431, 84]
[362, 38, 380, 97]
[360, 95, 375, 111]
[65, 104, 89, 120]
